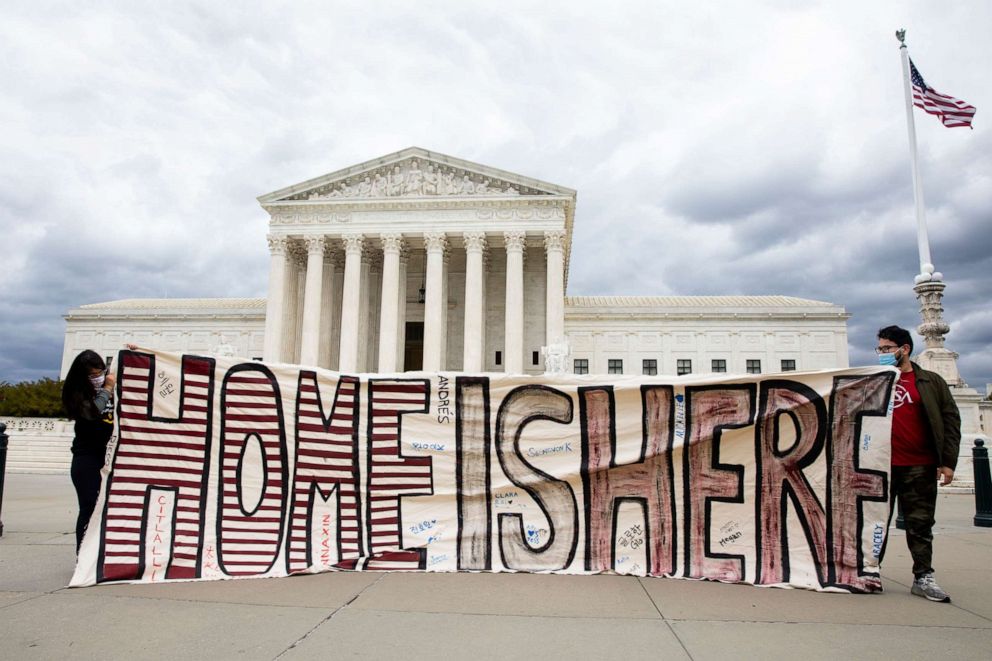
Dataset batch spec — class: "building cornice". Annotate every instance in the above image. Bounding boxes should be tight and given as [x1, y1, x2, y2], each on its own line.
[64, 311, 267, 322]
[64, 298, 267, 322]
[564, 295, 849, 322]
[261, 195, 572, 215]
[564, 311, 851, 322]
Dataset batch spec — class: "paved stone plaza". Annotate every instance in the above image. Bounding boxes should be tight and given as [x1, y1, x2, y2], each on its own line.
[1, 473, 991, 659]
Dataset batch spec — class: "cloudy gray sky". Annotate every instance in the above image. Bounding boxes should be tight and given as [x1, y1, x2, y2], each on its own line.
[2, 1, 989, 388]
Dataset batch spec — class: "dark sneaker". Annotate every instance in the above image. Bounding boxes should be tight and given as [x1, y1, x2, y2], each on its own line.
[911, 573, 951, 602]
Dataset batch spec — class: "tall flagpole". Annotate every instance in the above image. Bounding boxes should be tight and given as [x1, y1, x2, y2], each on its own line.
[896, 29, 959, 381]
[896, 29, 936, 281]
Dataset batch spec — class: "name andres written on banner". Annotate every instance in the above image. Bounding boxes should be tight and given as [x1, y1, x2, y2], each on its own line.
[80, 350, 895, 592]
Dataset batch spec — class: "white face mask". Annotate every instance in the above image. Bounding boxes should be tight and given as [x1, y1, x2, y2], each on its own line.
[89, 374, 106, 389]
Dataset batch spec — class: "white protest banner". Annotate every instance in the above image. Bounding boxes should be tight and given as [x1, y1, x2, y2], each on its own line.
[71, 349, 897, 592]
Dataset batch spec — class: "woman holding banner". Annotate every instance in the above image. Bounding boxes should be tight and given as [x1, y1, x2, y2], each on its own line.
[61, 350, 116, 552]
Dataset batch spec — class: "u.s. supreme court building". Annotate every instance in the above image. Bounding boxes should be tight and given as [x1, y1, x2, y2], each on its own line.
[61, 147, 850, 377]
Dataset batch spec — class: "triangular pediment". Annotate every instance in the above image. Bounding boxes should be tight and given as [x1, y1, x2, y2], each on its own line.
[258, 147, 575, 204]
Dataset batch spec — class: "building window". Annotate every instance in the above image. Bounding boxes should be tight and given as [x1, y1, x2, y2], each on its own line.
[574, 359, 589, 375]
[677, 359, 692, 376]
[781, 359, 796, 372]
[495, 351, 502, 366]
[608, 359, 623, 375]
[642, 359, 657, 376]
[532, 351, 540, 366]
[712, 359, 727, 373]
[746, 359, 762, 374]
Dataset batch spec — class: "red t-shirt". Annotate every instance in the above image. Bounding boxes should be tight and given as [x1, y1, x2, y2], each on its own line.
[891, 370, 938, 466]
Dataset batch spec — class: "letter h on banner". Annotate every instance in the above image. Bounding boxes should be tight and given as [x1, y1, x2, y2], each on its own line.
[99, 351, 215, 582]
[581, 385, 678, 576]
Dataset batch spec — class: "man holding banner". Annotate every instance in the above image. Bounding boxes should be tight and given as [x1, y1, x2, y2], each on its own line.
[876, 325, 960, 602]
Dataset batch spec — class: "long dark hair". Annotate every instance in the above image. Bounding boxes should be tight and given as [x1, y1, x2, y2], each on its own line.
[62, 350, 106, 420]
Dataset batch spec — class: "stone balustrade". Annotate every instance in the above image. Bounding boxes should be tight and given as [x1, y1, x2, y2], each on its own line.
[0, 417, 73, 474]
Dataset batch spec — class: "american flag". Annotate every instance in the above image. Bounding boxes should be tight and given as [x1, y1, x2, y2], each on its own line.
[910, 59, 976, 128]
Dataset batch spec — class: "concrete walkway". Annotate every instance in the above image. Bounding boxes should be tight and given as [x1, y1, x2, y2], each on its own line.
[1, 473, 991, 660]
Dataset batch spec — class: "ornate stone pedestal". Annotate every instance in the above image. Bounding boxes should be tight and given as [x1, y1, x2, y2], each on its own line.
[914, 279, 989, 491]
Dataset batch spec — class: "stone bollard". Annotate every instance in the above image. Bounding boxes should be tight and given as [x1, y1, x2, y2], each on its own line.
[0, 422, 7, 536]
[894, 500, 905, 530]
[974, 438, 992, 528]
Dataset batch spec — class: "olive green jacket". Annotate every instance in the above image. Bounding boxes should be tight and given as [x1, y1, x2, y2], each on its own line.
[909, 362, 962, 470]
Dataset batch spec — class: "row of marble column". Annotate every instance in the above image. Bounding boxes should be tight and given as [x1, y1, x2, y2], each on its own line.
[263, 229, 567, 373]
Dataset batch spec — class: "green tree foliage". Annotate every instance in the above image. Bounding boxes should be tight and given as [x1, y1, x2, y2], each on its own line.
[0, 378, 66, 418]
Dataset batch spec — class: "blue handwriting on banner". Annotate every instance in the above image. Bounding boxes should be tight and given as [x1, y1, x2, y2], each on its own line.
[674, 394, 686, 441]
[526, 525, 548, 546]
[412, 441, 446, 452]
[526, 442, 573, 458]
[410, 519, 438, 535]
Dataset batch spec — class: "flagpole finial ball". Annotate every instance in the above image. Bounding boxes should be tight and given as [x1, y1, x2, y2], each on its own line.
[896, 29, 906, 44]
[914, 273, 932, 285]
[922, 263, 935, 274]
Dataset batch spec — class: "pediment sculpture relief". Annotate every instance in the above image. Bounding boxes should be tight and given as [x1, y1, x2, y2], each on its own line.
[290, 159, 548, 201]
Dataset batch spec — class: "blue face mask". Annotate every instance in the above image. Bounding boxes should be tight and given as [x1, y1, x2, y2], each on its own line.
[878, 351, 899, 367]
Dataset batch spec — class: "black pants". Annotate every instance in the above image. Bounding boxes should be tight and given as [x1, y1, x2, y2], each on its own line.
[880, 464, 938, 577]
[70, 453, 104, 552]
